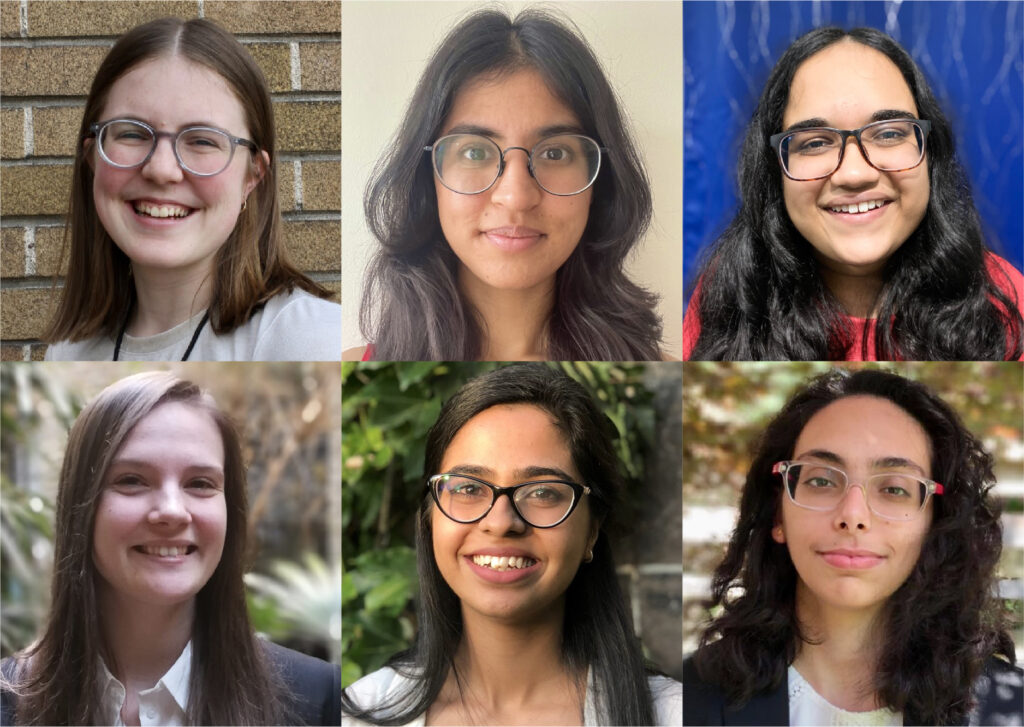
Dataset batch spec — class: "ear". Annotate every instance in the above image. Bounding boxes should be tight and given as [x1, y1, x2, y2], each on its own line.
[771, 522, 786, 544]
[243, 150, 269, 198]
[82, 137, 95, 171]
[586, 520, 600, 554]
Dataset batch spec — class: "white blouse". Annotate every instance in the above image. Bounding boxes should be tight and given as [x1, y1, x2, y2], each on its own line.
[788, 665, 901, 726]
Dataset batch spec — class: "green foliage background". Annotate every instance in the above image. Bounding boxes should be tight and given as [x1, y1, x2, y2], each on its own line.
[341, 361, 657, 687]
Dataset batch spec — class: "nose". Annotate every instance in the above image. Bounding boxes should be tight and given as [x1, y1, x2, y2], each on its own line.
[478, 491, 527, 535]
[833, 482, 871, 531]
[147, 483, 192, 526]
[140, 135, 184, 184]
[829, 136, 880, 186]
[489, 148, 542, 210]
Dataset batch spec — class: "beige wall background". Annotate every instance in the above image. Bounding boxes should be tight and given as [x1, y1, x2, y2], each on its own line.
[0, 0, 341, 361]
[341, 1, 683, 358]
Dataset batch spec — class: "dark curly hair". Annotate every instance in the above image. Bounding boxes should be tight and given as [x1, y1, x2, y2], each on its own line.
[360, 8, 662, 360]
[693, 368, 1015, 724]
[688, 26, 1023, 360]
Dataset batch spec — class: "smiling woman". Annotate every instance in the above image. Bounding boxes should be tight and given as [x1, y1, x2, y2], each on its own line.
[683, 369, 1023, 725]
[342, 364, 681, 725]
[684, 26, 1024, 361]
[0, 372, 340, 725]
[42, 17, 340, 361]
[344, 6, 675, 361]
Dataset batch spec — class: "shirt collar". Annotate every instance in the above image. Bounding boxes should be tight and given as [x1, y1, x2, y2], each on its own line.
[96, 640, 192, 723]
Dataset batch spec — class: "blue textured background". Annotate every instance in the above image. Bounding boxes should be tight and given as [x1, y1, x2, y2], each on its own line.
[684, 0, 1024, 291]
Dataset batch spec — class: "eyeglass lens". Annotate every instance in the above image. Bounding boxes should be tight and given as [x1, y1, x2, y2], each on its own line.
[779, 120, 926, 180]
[432, 133, 600, 195]
[97, 121, 235, 176]
[782, 463, 927, 520]
[432, 474, 578, 527]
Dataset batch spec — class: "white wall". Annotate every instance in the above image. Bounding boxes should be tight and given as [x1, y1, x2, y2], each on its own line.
[342, 1, 683, 357]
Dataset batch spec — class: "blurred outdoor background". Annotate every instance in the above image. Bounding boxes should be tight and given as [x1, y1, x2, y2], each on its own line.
[682, 361, 1024, 664]
[342, 361, 683, 687]
[1, 361, 341, 664]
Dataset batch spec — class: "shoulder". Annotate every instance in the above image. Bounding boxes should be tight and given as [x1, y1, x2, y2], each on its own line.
[342, 345, 368, 361]
[972, 655, 1023, 725]
[985, 252, 1024, 300]
[342, 666, 422, 727]
[683, 650, 789, 726]
[683, 652, 726, 725]
[262, 642, 340, 726]
[44, 336, 110, 361]
[647, 674, 682, 726]
[249, 290, 342, 361]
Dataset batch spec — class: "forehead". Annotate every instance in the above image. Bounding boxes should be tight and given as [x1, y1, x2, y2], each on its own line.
[99, 54, 248, 133]
[794, 395, 931, 474]
[115, 401, 224, 464]
[440, 403, 577, 476]
[441, 67, 582, 140]
[783, 40, 918, 128]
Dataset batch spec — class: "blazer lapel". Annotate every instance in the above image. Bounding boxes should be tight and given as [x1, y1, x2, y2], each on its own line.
[725, 673, 789, 726]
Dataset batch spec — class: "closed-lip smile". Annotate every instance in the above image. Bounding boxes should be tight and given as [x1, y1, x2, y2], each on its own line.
[818, 547, 886, 569]
[483, 225, 545, 252]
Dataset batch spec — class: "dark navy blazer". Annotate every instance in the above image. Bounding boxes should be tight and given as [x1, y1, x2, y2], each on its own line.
[1, 640, 341, 726]
[683, 652, 1023, 726]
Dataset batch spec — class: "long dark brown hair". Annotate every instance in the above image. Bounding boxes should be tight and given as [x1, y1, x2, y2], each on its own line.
[694, 369, 1015, 724]
[4, 372, 286, 724]
[44, 17, 332, 344]
[360, 9, 662, 360]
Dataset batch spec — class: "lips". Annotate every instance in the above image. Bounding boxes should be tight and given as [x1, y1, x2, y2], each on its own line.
[819, 548, 886, 570]
[464, 547, 540, 582]
[133, 543, 197, 557]
[483, 225, 545, 252]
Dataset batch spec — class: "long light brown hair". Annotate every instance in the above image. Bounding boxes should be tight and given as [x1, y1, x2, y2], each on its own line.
[44, 17, 332, 343]
[5, 372, 286, 724]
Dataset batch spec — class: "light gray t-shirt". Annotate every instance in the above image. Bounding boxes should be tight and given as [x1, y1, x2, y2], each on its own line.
[45, 289, 341, 361]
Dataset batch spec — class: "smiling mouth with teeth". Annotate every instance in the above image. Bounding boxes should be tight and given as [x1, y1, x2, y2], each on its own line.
[471, 554, 536, 571]
[134, 545, 197, 557]
[827, 199, 890, 215]
[132, 201, 193, 219]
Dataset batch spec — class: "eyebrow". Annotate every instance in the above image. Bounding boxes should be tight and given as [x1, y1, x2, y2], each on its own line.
[445, 463, 579, 483]
[109, 458, 225, 476]
[441, 122, 587, 141]
[103, 115, 230, 132]
[782, 109, 918, 133]
[794, 449, 926, 475]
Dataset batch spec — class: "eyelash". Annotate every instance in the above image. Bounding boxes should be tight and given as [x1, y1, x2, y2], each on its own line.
[109, 475, 220, 491]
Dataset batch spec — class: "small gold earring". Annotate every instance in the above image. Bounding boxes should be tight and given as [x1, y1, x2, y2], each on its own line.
[583, 550, 593, 563]
[241, 198, 247, 211]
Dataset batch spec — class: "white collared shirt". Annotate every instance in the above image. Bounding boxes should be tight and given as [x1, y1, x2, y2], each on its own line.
[96, 641, 192, 726]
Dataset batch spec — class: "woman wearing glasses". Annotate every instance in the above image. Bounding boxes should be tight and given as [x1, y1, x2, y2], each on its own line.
[683, 26, 1023, 360]
[344, 8, 672, 361]
[342, 365, 681, 725]
[684, 369, 1022, 725]
[43, 17, 340, 361]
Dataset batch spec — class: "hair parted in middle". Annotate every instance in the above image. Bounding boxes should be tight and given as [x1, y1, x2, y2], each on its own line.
[45, 17, 333, 345]
[342, 363, 658, 725]
[694, 368, 1015, 725]
[688, 26, 1022, 360]
[359, 9, 662, 361]
[5, 371, 286, 725]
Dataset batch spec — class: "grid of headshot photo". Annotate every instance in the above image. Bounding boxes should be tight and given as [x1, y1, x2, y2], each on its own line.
[0, 2, 1021, 726]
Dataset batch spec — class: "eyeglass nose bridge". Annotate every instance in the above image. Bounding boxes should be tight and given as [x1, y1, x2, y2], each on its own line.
[494, 146, 538, 185]
[830, 128, 876, 174]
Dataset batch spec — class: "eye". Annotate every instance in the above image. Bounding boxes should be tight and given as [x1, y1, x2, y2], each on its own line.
[793, 136, 837, 154]
[187, 477, 220, 491]
[109, 474, 147, 491]
[804, 476, 839, 489]
[450, 481, 485, 498]
[458, 144, 494, 163]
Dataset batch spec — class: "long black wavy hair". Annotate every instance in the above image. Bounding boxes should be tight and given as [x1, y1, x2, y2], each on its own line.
[688, 26, 1023, 360]
[341, 364, 658, 724]
[693, 368, 1015, 724]
[359, 9, 662, 361]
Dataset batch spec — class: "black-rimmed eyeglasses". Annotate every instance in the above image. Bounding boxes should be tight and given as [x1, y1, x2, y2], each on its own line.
[88, 118, 258, 177]
[428, 473, 590, 528]
[424, 133, 604, 196]
[769, 118, 931, 181]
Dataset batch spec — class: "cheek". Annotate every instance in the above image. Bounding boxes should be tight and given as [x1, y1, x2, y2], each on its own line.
[781, 178, 819, 225]
[436, 187, 485, 242]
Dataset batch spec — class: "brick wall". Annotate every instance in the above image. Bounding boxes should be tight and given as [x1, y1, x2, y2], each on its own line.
[0, 0, 341, 360]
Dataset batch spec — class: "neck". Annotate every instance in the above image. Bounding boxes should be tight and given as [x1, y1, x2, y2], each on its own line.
[436, 600, 582, 723]
[128, 265, 213, 337]
[458, 267, 554, 360]
[97, 587, 194, 689]
[818, 262, 884, 319]
[791, 580, 885, 712]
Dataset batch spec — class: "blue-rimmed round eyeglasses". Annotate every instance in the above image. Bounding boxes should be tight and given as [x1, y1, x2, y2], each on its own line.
[87, 118, 258, 177]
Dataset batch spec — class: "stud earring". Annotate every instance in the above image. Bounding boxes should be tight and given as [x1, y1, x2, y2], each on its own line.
[583, 549, 593, 563]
